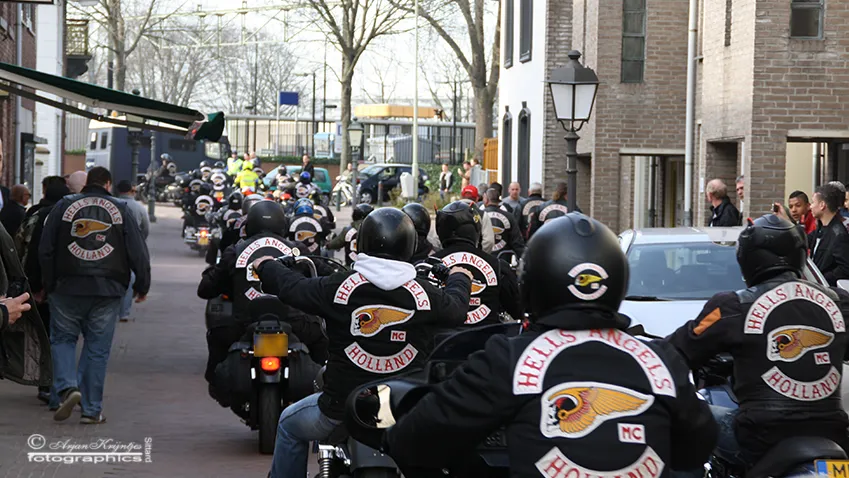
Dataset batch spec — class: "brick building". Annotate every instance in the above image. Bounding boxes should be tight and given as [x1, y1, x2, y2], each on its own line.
[499, 0, 849, 232]
[0, 3, 37, 189]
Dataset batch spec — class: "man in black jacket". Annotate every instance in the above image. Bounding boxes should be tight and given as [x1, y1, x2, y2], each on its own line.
[384, 213, 716, 476]
[197, 200, 325, 399]
[433, 200, 522, 324]
[668, 214, 849, 470]
[519, 182, 544, 240]
[39, 167, 150, 424]
[483, 188, 525, 258]
[707, 179, 741, 227]
[528, 181, 582, 239]
[809, 182, 849, 286]
[326, 203, 373, 266]
[252, 208, 472, 478]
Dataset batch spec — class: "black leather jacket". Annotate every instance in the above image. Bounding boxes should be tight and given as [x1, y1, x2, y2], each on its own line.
[667, 272, 849, 459]
[809, 216, 849, 286]
[386, 309, 716, 477]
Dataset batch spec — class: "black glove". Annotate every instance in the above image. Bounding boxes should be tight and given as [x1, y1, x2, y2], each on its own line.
[430, 263, 450, 282]
[276, 255, 297, 268]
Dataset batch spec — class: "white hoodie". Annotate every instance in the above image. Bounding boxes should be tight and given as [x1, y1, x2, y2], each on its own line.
[353, 253, 417, 290]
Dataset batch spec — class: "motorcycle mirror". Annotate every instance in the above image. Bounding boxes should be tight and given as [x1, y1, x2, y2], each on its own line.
[838, 280, 849, 293]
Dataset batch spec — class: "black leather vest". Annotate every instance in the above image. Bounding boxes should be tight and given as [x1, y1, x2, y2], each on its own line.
[521, 197, 544, 224]
[432, 242, 501, 326]
[232, 233, 296, 322]
[485, 205, 516, 253]
[537, 200, 570, 224]
[288, 214, 324, 254]
[343, 226, 359, 267]
[55, 193, 130, 287]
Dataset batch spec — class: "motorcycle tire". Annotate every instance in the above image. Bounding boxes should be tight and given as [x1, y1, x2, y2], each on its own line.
[258, 384, 282, 455]
[352, 470, 398, 478]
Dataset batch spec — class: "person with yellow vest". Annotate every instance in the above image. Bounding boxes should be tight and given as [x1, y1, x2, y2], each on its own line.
[226, 151, 243, 176]
[234, 159, 259, 192]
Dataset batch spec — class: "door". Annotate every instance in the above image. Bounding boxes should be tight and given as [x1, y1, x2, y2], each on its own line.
[665, 157, 684, 227]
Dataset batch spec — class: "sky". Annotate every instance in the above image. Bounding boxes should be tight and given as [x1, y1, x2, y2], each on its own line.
[182, 0, 498, 113]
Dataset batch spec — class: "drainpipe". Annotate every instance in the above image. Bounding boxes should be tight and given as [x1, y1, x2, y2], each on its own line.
[683, 0, 698, 226]
[14, 4, 23, 185]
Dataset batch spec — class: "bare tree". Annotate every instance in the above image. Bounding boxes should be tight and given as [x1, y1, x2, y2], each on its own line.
[306, 0, 410, 170]
[392, 0, 500, 160]
[70, 0, 176, 91]
[361, 57, 399, 104]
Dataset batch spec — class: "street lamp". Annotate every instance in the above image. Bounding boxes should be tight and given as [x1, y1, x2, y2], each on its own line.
[127, 89, 145, 188]
[347, 118, 364, 206]
[546, 50, 599, 212]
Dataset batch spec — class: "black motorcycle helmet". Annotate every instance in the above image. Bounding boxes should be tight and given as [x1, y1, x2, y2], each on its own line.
[436, 200, 482, 247]
[198, 182, 212, 196]
[357, 208, 416, 261]
[200, 160, 213, 169]
[352, 203, 374, 222]
[402, 203, 431, 237]
[519, 213, 628, 318]
[214, 161, 226, 170]
[737, 214, 807, 287]
[245, 200, 288, 237]
[228, 191, 244, 210]
[242, 193, 264, 215]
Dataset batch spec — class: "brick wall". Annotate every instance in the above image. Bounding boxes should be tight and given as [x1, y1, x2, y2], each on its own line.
[746, 0, 849, 216]
[576, 0, 689, 232]
[0, 3, 16, 187]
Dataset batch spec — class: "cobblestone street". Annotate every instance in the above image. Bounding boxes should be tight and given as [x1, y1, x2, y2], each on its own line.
[0, 204, 350, 478]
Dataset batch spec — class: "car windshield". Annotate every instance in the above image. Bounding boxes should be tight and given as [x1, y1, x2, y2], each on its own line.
[626, 242, 746, 300]
[360, 165, 383, 177]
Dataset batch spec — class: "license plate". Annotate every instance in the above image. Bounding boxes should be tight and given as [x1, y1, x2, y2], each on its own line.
[254, 333, 288, 357]
[816, 460, 849, 477]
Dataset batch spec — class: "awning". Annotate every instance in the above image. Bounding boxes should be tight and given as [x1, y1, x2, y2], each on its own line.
[0, 62, 225, 141]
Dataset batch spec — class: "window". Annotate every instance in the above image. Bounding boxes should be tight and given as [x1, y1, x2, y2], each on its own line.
[504, 0, 514, 68]
[791, 0, 824, 38]
[169, 138, 197, 152]
[89, 132, 97, 150]
[519, 0, 532, 62]
[501, 110, 513, 185]
[621, 0, 646, 83]
[99, 132, 108, 150]
[315, 170, 327, 183]
[517, 104, 530, 193]
[725, 0, 732, 46]
[379, 168, 395, 180]
[205, 141, 223, 160]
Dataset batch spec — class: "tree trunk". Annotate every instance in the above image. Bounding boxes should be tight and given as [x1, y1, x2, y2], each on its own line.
[473, 86, 493, 162]
[339, 53, 354, 172]
[114, 0, 127, 91]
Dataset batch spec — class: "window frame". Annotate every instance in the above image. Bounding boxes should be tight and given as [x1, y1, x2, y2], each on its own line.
[517, 104, 531, 193]
[519, 0, 532, 63]
[504, 0, 514, 68]
[501, 110, 513, 186]
[790, 0, 824, 39]
[621, 0, 647, 84]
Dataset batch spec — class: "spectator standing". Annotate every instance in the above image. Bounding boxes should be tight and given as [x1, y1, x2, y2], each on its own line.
[808, 183, 849, 286]
[39, 167, 151, 424]
[438, 163, 453, 200]
[785, 190, 817, 235]
[457, 161, 471, 189]
[736, 175, 745, 211]
[116, 180, 150, 323]
[66, 171, 87, 194]
[0, 185, 30, 236]
[302, 154, 315, 180]
[706, 179, 741, 227]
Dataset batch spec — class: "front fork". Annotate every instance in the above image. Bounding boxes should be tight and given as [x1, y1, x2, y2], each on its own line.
[317, 444, 336, 478]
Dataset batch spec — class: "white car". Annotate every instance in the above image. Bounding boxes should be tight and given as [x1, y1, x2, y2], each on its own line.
[617, 227, 828, 338]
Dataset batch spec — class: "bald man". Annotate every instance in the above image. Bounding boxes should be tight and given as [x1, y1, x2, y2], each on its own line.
[502, 182, 524, 223]
[66, 171, 87, 194]
[706, 179, 741, 227]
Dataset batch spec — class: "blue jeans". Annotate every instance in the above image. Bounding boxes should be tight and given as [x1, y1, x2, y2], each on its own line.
[270, 393, 341, 478]
[49, 293, 122, 417]
[120, 271, 136, 319]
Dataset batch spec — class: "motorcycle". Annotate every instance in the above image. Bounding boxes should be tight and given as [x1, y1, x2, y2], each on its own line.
[697, 355, 849, 478]
[207, 256, 327, 454]
[331, 175, 354, 207]
[341, 324, 519, 478]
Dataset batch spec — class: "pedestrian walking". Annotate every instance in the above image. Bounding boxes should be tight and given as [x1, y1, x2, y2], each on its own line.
[39, 167, 151, 424]
[117, 180, 150, 323]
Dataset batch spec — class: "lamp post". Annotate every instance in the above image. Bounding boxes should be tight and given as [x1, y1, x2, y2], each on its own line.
[546, 50, 599, 212]
[127, 89, 144, 188]
[348, 117, 364, 207]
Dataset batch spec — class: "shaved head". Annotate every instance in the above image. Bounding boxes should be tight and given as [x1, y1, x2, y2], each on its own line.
[67, 171, 87, 193]
[508, 182, 521, 200]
